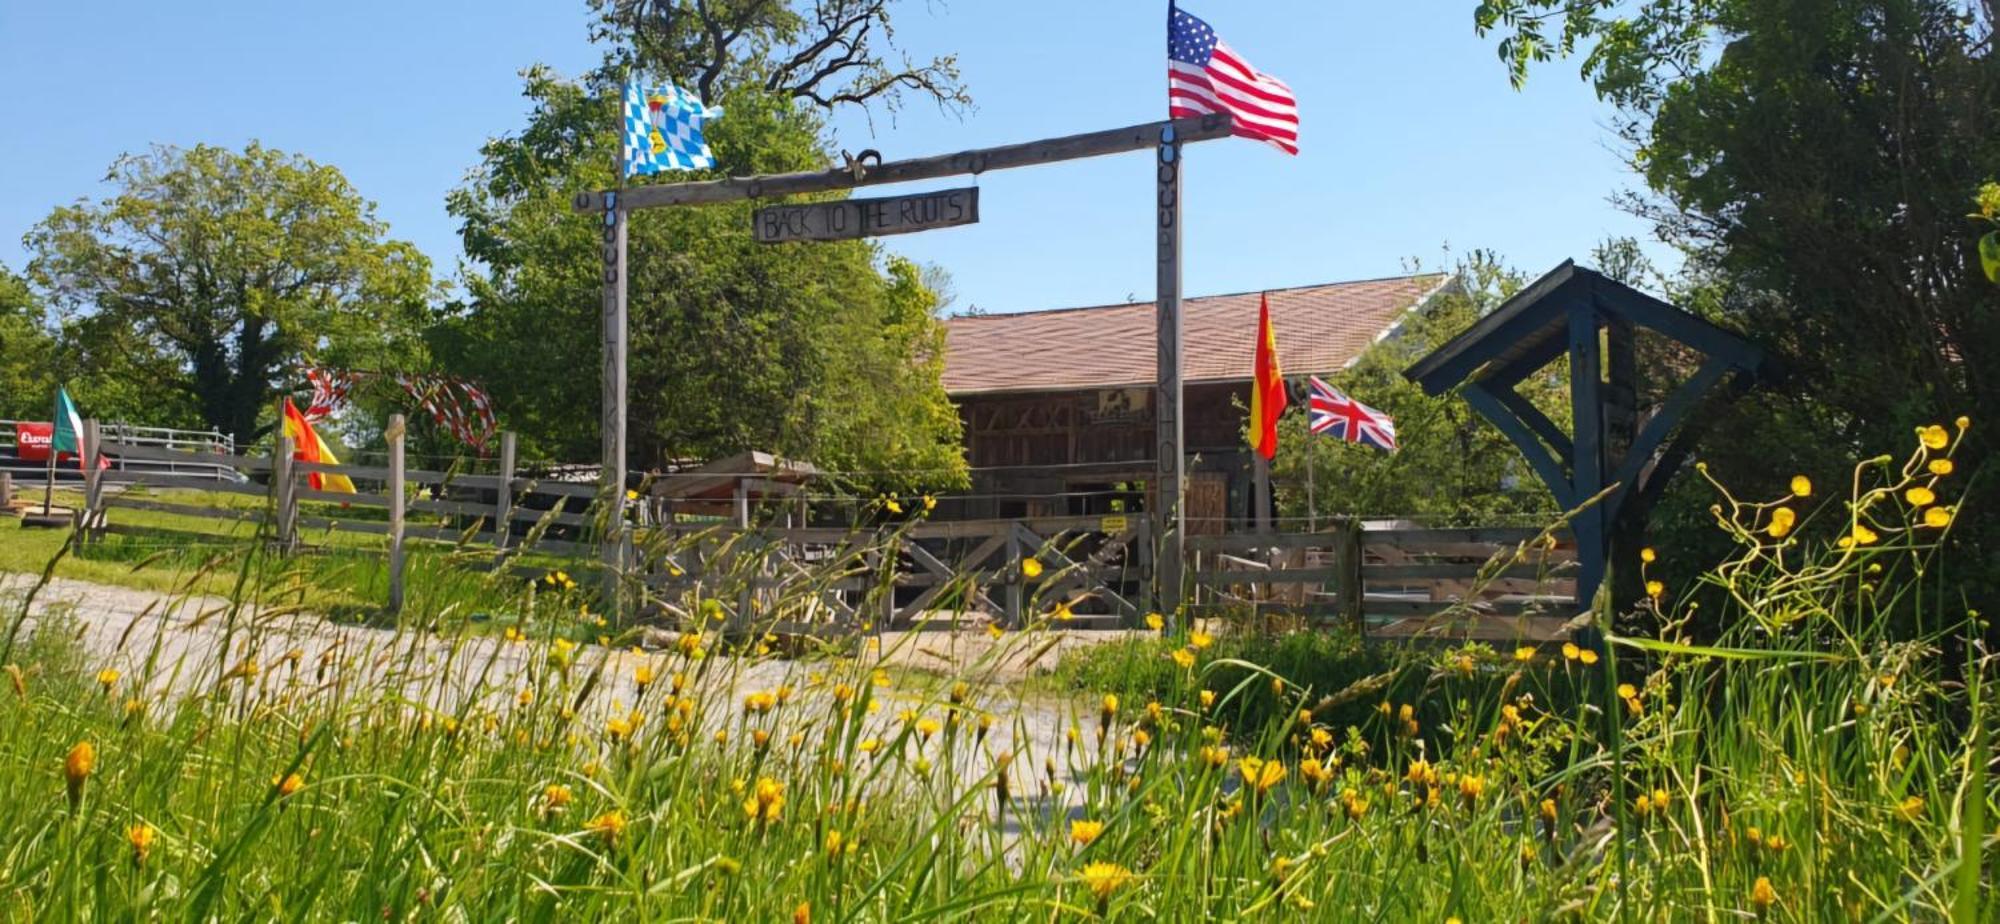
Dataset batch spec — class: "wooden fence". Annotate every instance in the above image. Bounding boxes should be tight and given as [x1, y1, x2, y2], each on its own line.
[1189, 521, 1577, 639]
[57, 417, 1578, 640]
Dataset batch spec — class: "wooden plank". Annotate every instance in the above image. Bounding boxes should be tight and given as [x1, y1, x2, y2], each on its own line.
[510, 506, 589, 529]
[117, 473, 269, 498]
[575, 115, 1232, 213]
[410, 497, 493, 519]
[1363, 527, 1568, 546]
[1193, 567, 1345, 584]
[98, 441, 263, 470]
[753, 187, 977, 243]
[1368, 612, 1574, 642]
[1187, 532, 1349, 552]
[1363, 598, 1566, 618]
[1362, 562, 1562, 581]
[296, 488, 390, 508]
[102, 496, 262, 522]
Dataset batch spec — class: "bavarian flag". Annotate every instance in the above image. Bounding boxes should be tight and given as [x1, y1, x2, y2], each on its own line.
[1248, 292, 1287, 461]
[282, 398, 357, 493]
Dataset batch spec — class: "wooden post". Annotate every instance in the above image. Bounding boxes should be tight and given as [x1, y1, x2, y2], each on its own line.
[0, 472, 11, 510]
[387, 414, 407, 614]
[273, 435, 296, 553]
[600, 192, 629, 617]
[1304, 433, 1318, 532]
[1004, 527, 1024, 630]
[1252, 455, 1271, 533]
[495, 431, 517, 551]
[1337, 516, 1365, 633]
[80, 420, 101, 537]
[1153, 122, 1187, 621]
[1568, 307, 1605, 608]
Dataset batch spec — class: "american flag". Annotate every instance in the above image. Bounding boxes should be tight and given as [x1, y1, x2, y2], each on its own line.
[1168, 5, 1299, 155]
[1308, 376, 1398, 452]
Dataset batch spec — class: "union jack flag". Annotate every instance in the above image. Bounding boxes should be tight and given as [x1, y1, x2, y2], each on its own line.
[1307, 376, 1397, 452]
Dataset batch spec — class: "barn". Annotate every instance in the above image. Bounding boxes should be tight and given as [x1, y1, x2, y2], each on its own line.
[939, 272, 1453, 530]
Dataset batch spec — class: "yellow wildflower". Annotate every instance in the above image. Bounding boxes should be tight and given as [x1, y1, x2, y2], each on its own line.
[883, 497, 903, 515]
[1189, 630, 1214, 649]
[1751, 876, 1777, 909]
[1020, 558, 1043, 579]
[1905, 486, 1936, 507]
[1069, 818, 1104, 846]
[1768, 506, 1796, 538]
[794, 901, 810, 924]
[1790, 475, 1812, 497]
[1646, 580, 1665, 599]
[1851, 523, 1879, 546]
[743, 777, 784, 825]
[922, 494, 937, 512]
[1239, 756, 1287, 795]
[1079, 861, 1133, 903]
[1199, 689, 1216, 709]
[543, 783, 573, 812]
[1144, 612, 1164, 631]
[1895, 795, 1924, 822]
[744, 691, 777, 714]
[274, 772, 305, 797]
[64, 741, 95, 809]
[1562, 642, 1581, 661]
[95, 668, 120, 690]
[1930, 458, 1954, 476]
[126, 822, 156, 865]
[1514, 645, 1536, 662]
[1919, 425, 1949, 450]
[1200, 744, 1230, 768]
[1925, 506, 1953, 528]
[1640, 546, 1657, 563]
[586, 810, 626, 844]
[1579, 649, 1600, 665]
[915, 717, 942, 740]
[1170, 648, 1196, 670]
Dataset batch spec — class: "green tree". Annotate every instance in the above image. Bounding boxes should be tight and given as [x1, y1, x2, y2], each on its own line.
[441, 2, 970, 489]
[1473, 0, 2000, 619]
[0, 265, 56, 420]
[24, 143, 436, 445]
[1270, 255, 1565, 525]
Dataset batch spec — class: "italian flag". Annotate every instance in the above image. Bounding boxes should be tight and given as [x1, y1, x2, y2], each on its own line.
[52, 387, 85, 471]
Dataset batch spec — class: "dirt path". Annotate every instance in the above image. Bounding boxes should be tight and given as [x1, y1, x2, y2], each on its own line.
[0, 572, 1109, 782]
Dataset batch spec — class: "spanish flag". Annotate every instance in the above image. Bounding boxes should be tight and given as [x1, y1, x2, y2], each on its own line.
[282, 398, 357, 493]
[1248, 292, 1287, 461]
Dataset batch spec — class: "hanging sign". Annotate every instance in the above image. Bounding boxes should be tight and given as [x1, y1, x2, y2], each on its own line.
[753, 187, 979, 244]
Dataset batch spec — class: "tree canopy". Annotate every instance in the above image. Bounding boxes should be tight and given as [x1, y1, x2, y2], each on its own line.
[0, 265, 56, 420]
[1474, 0, 2000, 618]
[23, 143, 436, 445]
[441, 1, 969, 489]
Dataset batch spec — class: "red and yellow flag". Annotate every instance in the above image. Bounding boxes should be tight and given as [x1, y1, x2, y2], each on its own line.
[282, 398, 357, 493]
[1248, 292, 1287, 461]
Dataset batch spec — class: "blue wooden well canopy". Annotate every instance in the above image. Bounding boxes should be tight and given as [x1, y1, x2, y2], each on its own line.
[1404, 260, 1765, 608]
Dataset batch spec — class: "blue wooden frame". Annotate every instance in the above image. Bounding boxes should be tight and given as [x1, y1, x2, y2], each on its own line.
[1404, 261, 1764, 607]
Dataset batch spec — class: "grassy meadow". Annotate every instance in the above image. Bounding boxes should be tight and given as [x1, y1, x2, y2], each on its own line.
[0, 425, 1991, 921]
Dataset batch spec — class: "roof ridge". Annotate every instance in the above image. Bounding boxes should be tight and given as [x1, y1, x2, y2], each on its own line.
[947, 272, 1447, 322]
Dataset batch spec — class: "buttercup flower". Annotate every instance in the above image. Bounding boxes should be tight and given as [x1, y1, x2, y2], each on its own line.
[1767, 506, 1796, 538]
[1919, 425, 1949, 450]
[1790, 475, 1812, 497]
[1069, 819, 1104, 846]
[1905, 486, 1936, 507]
[1924, 506, 1953, 528]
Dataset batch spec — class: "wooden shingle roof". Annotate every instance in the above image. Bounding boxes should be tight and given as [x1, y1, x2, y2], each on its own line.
[942, 273, 1451, 395]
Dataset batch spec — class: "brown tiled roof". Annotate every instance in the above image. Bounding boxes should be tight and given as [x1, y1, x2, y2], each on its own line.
[943, 273, 1451, 395]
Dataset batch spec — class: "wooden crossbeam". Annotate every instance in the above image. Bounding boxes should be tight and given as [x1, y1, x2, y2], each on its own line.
[573, 115, 1231, 213]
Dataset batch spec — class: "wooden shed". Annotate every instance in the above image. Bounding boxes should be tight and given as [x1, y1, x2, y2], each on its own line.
[940, 273, 1453, 530]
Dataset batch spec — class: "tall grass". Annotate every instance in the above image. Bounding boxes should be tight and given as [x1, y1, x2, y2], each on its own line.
[0, 424, 1991, 920]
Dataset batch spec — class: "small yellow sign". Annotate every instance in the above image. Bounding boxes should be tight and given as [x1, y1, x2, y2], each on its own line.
[1099, 515, 1129, 533]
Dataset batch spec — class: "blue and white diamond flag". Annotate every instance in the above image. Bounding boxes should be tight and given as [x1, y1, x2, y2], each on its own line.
[624, 80, 721, 177]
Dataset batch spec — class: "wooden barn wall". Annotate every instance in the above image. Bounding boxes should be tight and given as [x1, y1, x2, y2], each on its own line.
[948, 383, 1253, 524]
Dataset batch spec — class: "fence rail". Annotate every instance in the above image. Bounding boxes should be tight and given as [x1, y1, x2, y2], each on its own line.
[46, 417, 1581, 642]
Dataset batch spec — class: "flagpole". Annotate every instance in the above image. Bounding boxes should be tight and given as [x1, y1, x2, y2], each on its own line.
[41, 389, 57, 517]
[600, 62, 633, 619]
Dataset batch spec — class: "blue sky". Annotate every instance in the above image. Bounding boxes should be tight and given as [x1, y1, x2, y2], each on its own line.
[0, 1, 1658, 315]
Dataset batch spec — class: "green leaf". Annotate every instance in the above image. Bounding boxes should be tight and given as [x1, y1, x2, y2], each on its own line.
[1979, 230, 2000, 284]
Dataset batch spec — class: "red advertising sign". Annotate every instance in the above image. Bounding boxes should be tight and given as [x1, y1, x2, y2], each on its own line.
[14, 421, 53, 462]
